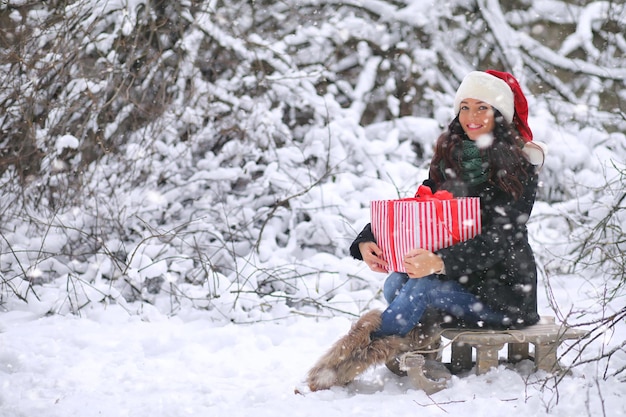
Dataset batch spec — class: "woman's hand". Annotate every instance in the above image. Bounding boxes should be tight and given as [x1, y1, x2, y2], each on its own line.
[404, 248, 445, 278]
[358, 241, 388, 273]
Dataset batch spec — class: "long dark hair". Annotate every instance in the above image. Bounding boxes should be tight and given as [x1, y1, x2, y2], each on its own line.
[429, 111, 531, 199]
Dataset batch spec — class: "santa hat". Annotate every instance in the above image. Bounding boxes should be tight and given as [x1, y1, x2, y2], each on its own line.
[453, 70, 533, 142]
[485, 69, 533, 142]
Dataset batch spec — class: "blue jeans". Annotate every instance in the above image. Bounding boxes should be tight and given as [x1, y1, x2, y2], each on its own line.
[372, 272, 509, 338]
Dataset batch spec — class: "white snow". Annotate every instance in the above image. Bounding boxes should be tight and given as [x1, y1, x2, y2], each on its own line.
[55, 135, 80, 152]
[0, 293, 624, 417]
[1, 1, 625, 416]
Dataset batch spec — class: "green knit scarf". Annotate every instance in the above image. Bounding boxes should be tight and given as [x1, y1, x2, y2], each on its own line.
[441, 140, 489, 186]
[461, 140, 489, 186]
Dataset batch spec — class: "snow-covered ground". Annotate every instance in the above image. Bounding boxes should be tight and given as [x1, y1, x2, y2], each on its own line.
[1, 267, 624, 417]
[1, 1, 625, 416]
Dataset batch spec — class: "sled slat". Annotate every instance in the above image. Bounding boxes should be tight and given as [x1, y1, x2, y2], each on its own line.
[440, 316, 587, 375]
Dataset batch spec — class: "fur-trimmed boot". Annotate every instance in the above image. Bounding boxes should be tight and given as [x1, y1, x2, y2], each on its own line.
[306, 310, 405, 391]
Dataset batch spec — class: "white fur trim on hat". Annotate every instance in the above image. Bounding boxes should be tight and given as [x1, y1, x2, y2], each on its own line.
[522, 140, 548, 166]
[454, 71, 514, 123]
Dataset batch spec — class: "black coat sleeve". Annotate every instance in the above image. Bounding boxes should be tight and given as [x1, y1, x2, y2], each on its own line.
[349, 223, 376, 260]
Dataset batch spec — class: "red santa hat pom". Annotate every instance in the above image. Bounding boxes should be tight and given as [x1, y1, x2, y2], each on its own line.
[485, 69, 533, 142]
[454, 71, 514, 124]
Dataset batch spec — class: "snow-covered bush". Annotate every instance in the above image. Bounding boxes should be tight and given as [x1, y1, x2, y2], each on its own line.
[0, 0, 624, 344]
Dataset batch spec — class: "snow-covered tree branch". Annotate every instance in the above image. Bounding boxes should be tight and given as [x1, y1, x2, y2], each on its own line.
[0, 1, 623, 353]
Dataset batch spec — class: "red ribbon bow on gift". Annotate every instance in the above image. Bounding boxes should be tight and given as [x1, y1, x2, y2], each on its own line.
[400, 185, 460, 241]
[396, 186, 453, 202]
[413, 185, 453, 200]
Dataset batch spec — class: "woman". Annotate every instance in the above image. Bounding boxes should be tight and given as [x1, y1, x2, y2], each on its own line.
[306, 70, 545, 392]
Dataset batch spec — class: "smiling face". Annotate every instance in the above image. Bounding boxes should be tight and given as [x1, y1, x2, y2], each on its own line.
[458, 98, 496, 141]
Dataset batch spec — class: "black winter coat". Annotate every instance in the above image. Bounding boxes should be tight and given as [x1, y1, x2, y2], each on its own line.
[350, 164, 540, 329]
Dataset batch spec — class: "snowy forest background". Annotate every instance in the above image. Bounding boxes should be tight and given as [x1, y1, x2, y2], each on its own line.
[1, 0, 625, 385]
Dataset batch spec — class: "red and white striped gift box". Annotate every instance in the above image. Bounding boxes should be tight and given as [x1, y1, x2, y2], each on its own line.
[370, 188, 481, 273]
